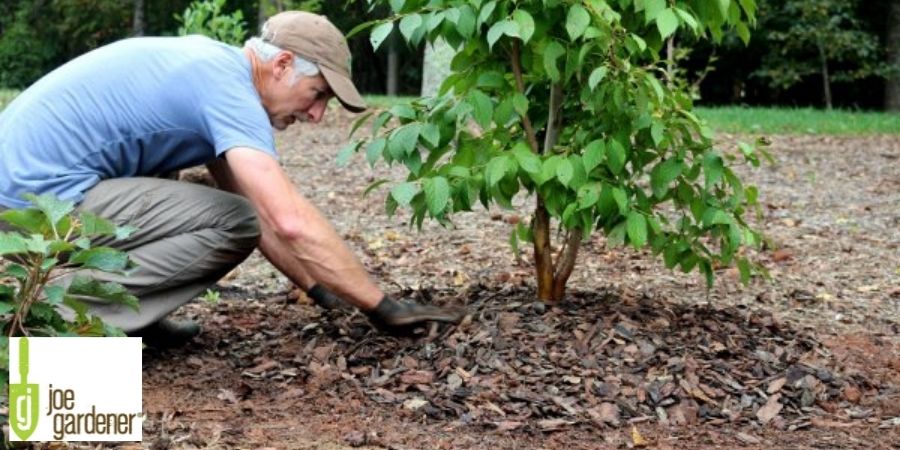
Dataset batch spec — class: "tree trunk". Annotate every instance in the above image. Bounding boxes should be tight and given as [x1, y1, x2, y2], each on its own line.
[258, 0, 268, 31]
[887, 0, 900, 111]
[132, 0, 144, 37]
[817, 40, 833, 110]
[421, 38, 455, 97]
[386, 32, 399, 96]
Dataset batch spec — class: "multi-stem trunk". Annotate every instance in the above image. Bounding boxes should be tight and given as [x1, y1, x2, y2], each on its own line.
[510, 42, 582, 303]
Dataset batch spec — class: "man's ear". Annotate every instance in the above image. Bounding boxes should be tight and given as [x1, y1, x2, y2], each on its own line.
[272, 51, 294, 81]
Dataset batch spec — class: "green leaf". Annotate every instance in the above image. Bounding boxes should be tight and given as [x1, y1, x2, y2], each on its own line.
[457, 5, 476, 37]
[512, 9, 535, 43]
[703, 152, 724, 188]
[486, 155, 511, 188]
[476, 71, 505, 88]
[370, 22, 394, 52]
[467, 89, 494, 129]
[0, 232, 28, 256]
[645, 73, 665, 101]
[69, 247, 130, 272]
[577, 182, 602, 210]
[389, 104, 416, 120]
[643, 0, 666, 23]
[656, 8, 679, 40]
[0, 301, 14, 315]
[67, 275, 139, 311]
[650, 158, 683, 198]
[607, 222, 627, 248]
[612, 187, 628, 214]
[24, 193, 74, 231]
[487, 19, 519, 49]
[478, 1, 497, 27]
[583, 139, 606, 172]
[566, 4, 591, 41]
[556, 158, 574, 188]
[0, 209, 47, 234]
[366, 138, 387, 166]
[626, 211, 648, 248]
[512, 93, 529, 116]
[588, 66, 608, 90]
[512, 142, 541, 174]
[390, 182, 418, 206]
[389, 0, 405, 13]
[388, 123, 421, 158]
[543, 41, 566, 82]
[336, 140, 361, 166]
[399, 14, 422, 43]
[607, 139, 627, 175]
[44, 285, 65, 305]
[424, 177, 450, 216]
[421, 123, 441, 147]
[674, 8, 700, 33]
[4, 263, 28, 280]
[715, 0, 730, 18]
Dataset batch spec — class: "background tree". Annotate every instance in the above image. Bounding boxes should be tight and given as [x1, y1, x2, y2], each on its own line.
[751, 0, 889, 109]
[886, 0, 900, 111]
[344, 0, 768, 302]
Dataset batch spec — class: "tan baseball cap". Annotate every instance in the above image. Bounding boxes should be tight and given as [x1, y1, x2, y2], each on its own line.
[261, 11, 367, 112]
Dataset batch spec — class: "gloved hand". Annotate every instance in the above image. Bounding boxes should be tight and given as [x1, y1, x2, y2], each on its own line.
[306, 283, 350, 311]
[365, 295, 465, 332]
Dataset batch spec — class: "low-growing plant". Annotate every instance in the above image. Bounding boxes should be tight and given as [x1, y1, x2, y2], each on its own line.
[342, 0, 770, 302]
[0, 194, 140, 387]
[175, 0, 248, 46]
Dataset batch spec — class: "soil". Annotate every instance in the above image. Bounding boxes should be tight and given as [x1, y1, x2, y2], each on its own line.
[37, 107, 900, 449]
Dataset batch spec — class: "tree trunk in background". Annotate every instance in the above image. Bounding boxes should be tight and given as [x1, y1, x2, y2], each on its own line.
[132, 0, 144, 36]
[887, 0, 900, 111]
[386, 32, 398, 96]
[817, 41, 833, 110]
[258, 0, 269, 31]
[421, 38, 454, 97]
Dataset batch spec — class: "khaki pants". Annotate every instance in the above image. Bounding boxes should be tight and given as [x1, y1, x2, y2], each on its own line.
[0, 178, 259, 332]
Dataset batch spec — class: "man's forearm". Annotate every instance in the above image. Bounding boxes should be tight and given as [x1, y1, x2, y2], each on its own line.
[255, 208, 383, 310]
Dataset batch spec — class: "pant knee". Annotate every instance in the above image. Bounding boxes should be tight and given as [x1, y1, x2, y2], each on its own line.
[223, 196, 260, 255]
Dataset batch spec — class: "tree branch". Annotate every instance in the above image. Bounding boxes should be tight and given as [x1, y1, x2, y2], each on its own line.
[552, 228, 582, 300]
[510, 41, 541, 154]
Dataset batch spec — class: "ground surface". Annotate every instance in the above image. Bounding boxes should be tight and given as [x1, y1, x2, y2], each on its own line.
[46, 108, 900, 449]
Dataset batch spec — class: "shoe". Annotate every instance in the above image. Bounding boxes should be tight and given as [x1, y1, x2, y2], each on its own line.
[132, 318, 201, 348]
[365, 296, 465, 332]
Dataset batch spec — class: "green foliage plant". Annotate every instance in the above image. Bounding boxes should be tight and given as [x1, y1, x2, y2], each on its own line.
[342, 0, 770, 302]
[0, 194, 140, 386]
[176, 0, 249, 45]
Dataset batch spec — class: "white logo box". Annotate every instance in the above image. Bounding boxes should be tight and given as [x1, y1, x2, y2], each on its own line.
[9, 337, 142, 442]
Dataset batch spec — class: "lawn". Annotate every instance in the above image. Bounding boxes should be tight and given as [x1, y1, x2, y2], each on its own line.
[364, 95, 898, 135]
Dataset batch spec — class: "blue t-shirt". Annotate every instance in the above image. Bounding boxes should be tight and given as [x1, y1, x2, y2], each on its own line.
[0, 36, 276, 208]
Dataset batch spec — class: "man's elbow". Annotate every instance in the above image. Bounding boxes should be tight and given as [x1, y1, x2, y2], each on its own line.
[268, 215, 310, 243]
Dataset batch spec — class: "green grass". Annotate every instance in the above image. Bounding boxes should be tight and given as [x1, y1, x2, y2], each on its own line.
[695, 106, 899, 135]
[363, 95, 898, 135]
[0, 89, 18, 111]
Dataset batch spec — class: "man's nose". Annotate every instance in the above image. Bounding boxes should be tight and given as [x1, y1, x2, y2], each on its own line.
[308, 100, 327, 123]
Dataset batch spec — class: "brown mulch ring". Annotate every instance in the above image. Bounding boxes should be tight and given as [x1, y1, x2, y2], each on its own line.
[137, 281, 899, 449]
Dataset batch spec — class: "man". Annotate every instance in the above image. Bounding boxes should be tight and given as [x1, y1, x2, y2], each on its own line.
[0, 11, 464, 344]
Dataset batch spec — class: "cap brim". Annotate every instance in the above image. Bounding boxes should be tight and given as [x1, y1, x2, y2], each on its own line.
[320, 65, 367, 113]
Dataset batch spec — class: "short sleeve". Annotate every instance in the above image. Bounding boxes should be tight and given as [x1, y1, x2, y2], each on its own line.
[201, 83, 278, 161]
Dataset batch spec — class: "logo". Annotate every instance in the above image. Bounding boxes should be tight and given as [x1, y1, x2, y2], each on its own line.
[10, 337, 39, 440]
[8, 337, 142, 442]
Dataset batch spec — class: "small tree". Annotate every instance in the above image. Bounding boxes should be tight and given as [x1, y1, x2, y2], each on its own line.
[342, 0, 768, 302]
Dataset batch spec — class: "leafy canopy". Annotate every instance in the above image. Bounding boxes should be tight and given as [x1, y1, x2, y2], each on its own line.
[343, 0, 768, 291]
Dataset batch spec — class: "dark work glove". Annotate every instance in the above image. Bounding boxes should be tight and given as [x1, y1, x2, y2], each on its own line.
[307, 284, 351, 311]
[365, 295, 465, 332]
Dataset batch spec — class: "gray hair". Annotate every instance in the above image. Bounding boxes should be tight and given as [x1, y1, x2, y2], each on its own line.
[245, 37, 319, 83]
